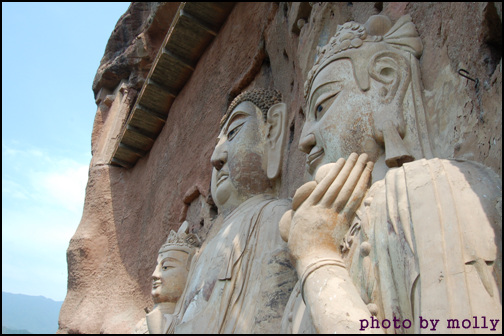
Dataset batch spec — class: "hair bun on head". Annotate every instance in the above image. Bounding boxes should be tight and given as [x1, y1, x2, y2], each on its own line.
[364, 15, 392, 37]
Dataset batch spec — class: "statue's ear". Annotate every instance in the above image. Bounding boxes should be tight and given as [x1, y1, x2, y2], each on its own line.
[369, 51, 415, 167]
[369, 51, 410, 105]
[265, 102, 287, 179]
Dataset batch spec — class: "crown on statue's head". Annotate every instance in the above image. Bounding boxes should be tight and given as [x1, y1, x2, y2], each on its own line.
[305, 15, 423, 99]
[159, 221, 201, 253]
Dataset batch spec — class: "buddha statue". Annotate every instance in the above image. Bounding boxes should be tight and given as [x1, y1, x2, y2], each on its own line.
[174, 89, 297, 333]
[134, 221, 200, 334]
[281, 15, 502, 334]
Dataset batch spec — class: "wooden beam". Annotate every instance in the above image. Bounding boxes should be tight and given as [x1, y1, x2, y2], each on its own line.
[147, 78, 177, 98]
[162, 48, 195, 71]
[137, 104, 168, 122]
[110, 157, 134, 169]
[119, 142, 147, 158]
[126, 124, 157, 141]
[180, 9, 218, 36]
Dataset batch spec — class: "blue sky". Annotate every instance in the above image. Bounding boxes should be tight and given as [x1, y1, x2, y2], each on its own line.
[2, 2, 131, 302]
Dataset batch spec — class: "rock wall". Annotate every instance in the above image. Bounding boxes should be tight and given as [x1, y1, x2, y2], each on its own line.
[58, 2, 502, 333]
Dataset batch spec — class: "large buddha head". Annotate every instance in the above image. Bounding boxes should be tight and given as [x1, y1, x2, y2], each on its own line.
[210, 88, 287, 216]
[300, 15, 432, 180]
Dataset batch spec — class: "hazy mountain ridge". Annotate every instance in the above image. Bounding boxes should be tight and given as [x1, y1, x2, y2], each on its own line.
[2, 292, 62, 334]
[2, 326, 32, 334]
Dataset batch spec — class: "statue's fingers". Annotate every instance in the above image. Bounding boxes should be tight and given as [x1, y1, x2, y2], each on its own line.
[318, 153, 359, 207]
[332, 153, 368, 212]
[331, 161, 373, 244]
[292, 181, 317, 211]
[305, 157, 346, 206]
[314, 162, 337, 184]
[339, 160, 373, 217]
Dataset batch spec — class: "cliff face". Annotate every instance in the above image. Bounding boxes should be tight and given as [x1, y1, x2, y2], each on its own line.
[58, 2, 502, 333]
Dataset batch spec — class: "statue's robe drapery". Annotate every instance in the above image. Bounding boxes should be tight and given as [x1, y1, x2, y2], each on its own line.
[283, 158, 502, 333]
[358, 158, 502, 333]
[176, 195, 296, 334]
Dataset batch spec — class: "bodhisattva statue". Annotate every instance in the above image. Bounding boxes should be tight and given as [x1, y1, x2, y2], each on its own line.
[280, 15, 502, 334]
[174, 89, 297, 333]
[134, 221, 200, 334]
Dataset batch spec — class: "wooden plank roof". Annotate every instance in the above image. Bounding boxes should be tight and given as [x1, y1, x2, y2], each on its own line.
[110, 2, 235, 168]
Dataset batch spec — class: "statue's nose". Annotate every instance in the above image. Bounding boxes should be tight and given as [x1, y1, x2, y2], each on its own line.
[152, 266, 161, 280]
[211, 144, 227, 171]
[298, 133, 316, 154]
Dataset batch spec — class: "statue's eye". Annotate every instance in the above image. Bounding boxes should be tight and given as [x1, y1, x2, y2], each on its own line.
[316, 104, 324, 116]
[162, 265, 173, 271]
[315, 103, 326, 121]
[315, 92, 339, 121]
[227, 123, 243, 141]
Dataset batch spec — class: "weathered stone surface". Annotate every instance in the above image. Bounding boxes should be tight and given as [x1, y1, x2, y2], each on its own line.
[282, 12, 501, 333]
[59, 2, 501, 334]
[92, 2, 180, 96]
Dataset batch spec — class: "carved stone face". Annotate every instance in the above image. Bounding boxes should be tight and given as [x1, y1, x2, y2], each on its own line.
[151, 249, 190, 304]
[210, 101, 272, 215]
[299, 59, 383, 177]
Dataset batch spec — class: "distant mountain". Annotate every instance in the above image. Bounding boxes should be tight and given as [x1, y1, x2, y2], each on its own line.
[2, 292, 63, 334]
[2, 326, 32, 334]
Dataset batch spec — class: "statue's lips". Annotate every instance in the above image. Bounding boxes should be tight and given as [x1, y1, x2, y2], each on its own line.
[152, 281, 161, 289]
[307, 148, 324, 169]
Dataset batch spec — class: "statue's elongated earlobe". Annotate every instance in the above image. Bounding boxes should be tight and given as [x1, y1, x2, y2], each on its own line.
[369, 51, 415, 167]
[266, 102, 287, 179]
[382, 120, 414, 167]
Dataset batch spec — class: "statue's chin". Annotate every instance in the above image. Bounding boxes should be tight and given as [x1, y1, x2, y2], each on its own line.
[214, 187, 231, 209]
[151, 292, 161, 304]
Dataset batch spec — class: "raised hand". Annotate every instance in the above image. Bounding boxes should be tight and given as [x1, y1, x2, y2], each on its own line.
[280, 153, 373, 274]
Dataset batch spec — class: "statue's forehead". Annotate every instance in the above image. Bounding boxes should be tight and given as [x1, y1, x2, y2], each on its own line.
[308, 59, 353, 103]
[312, 60, 352, 90]
[157, 249, 189, 263]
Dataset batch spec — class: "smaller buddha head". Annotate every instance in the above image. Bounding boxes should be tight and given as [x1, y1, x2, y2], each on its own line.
[151, 221, 200, 304]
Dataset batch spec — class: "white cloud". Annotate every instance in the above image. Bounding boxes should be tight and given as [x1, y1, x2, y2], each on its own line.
[3, 142, 90, 212]
[30, 162, 89, 212]
[2, 141, 90, 301]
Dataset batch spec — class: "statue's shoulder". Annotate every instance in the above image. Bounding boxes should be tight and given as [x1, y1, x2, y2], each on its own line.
[383, 157, 501, 232]
[385, 157, 501, 187]
[270, 197, 292, 210]
[261, 197, 292, 218]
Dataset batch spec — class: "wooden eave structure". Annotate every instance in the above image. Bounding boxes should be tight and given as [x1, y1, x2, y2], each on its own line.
[110, 2, 235, 168]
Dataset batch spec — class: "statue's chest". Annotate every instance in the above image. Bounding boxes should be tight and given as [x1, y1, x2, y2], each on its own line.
[182, 219, 243, 313]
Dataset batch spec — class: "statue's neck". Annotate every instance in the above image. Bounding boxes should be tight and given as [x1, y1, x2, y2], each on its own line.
[154, 301, 176, 315]
[219, 193, 275, 219]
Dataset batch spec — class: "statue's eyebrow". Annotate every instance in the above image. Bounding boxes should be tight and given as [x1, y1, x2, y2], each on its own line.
[308, 80, 341, 114]
[223, 109, 249, 133]
[161, 256, 183, 264]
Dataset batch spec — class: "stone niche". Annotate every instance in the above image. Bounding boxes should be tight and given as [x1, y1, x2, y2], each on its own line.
[58, 2, 501, 334]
